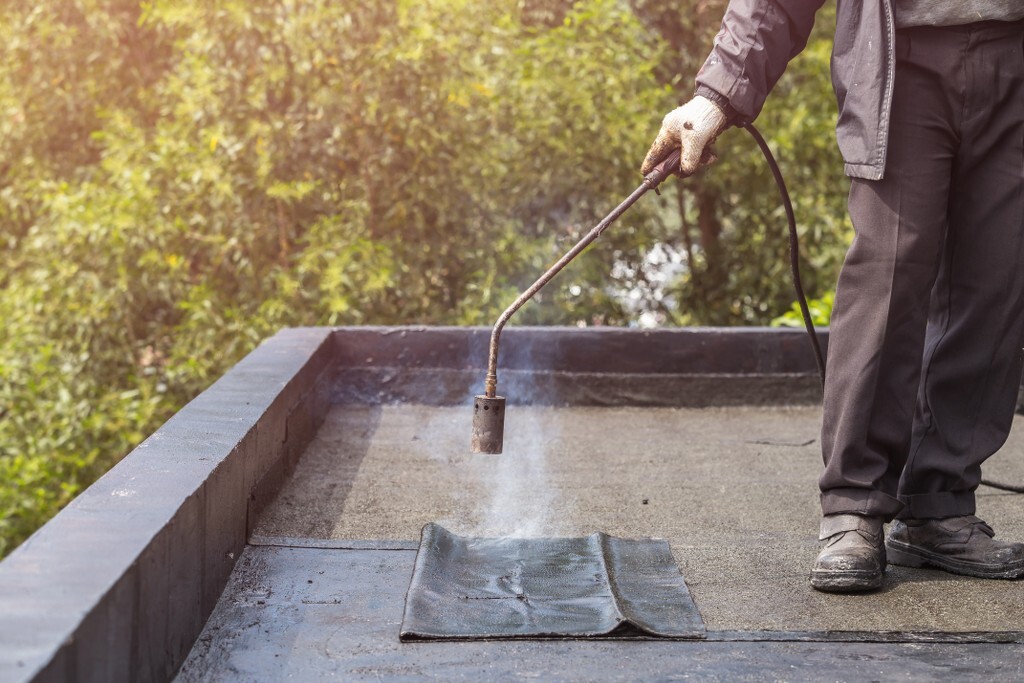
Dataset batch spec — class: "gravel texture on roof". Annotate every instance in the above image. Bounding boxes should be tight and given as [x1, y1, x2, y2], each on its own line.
[254, 404, 1024, 634]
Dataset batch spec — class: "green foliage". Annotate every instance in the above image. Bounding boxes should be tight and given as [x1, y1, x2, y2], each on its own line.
[772, 291, 835, 328]
[632, 1, 850, 325]
[0, 0, 850, 556]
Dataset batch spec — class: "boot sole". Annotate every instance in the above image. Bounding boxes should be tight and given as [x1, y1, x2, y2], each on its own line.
[810, 569, 882, 593]
[886, 540, 1024, 579]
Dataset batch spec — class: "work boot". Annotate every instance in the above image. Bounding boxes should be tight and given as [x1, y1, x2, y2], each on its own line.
[810, 514, 885, 592]
[886, 516, 1024, 579]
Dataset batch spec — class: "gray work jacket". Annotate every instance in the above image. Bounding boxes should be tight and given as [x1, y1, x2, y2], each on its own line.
[695, 0, 895, 180]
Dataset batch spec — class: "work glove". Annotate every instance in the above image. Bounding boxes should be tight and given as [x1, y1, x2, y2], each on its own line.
[640, 95, 728, 177]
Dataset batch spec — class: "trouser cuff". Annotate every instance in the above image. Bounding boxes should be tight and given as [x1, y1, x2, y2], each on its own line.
[895, 490, 976, 520]
[820, 487, 904, 520]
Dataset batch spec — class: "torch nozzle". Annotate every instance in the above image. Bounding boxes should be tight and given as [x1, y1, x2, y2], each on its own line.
[471, 395, 505, 454]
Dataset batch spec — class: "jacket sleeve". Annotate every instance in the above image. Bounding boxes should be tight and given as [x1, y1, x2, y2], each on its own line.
[694, 0, 828, 124]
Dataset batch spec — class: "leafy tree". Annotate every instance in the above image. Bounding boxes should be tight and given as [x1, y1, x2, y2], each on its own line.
[633, 0, 849, 325]
[0, 0, 849, 556]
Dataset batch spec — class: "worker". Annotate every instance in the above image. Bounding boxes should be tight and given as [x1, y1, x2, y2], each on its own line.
[642, 2, 1024, 592]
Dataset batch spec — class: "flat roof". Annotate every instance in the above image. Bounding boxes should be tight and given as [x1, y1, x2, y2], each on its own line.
[179, 401, 1024, 680]
[254, 403, 1024, 634]
[5, 327, 1023, 682]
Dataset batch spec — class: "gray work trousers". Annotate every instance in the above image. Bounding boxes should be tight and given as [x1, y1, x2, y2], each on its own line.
[820, 20, 1024, 520]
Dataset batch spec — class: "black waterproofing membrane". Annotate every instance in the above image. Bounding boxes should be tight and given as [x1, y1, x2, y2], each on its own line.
[400, 523, 705, 640]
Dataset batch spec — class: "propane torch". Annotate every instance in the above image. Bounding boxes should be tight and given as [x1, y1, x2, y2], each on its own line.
[471, 148, 684, 454]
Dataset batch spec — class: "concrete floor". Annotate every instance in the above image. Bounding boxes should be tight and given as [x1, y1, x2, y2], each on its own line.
[251, 404, 1024, 634]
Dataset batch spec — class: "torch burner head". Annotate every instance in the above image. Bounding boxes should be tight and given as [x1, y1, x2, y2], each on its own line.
[471, 395, 506, 454]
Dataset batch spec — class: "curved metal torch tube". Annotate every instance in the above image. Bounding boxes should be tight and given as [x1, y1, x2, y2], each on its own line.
[484, 160, 678, 398]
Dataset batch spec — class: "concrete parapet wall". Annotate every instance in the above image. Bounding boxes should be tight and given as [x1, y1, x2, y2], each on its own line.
[0, 328, 335, 683]
[331, 326, 830, 406]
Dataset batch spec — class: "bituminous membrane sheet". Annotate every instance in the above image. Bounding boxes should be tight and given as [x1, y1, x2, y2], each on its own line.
[400, 523, 705, 640]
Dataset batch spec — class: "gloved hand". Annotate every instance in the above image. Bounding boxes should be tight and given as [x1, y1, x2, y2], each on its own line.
[641, 95, 728, 177]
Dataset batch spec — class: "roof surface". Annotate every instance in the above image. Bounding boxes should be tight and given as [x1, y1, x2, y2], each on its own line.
[177, 403, 1024, 680]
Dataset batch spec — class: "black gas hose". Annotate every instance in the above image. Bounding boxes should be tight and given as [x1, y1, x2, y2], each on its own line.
[742, 123, 826, 387]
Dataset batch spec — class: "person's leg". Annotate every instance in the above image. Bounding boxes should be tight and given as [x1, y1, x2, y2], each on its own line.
[883, 21, 1024, 580]
[811, 26, 963, 592]
[819, 27, 961, 520]
[898, 21, 1024, 518]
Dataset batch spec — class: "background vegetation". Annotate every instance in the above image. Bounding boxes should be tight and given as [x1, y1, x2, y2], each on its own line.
[0, 0, 848, 556]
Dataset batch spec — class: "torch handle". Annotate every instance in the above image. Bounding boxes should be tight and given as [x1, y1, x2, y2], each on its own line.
[483, 146, 684, 398]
